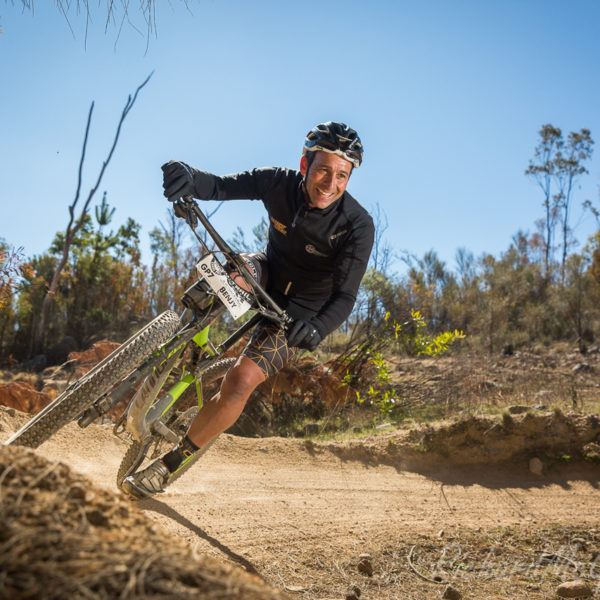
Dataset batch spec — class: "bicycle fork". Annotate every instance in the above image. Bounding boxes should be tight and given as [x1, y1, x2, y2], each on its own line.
[77, 324, 207, 432]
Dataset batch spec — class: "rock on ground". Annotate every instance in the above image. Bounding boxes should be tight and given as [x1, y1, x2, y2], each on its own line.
[556, 579, 593, 598]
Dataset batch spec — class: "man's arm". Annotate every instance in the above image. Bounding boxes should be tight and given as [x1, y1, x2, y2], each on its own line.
[310, 214, 375, 338]
[162, 161, 285, 202]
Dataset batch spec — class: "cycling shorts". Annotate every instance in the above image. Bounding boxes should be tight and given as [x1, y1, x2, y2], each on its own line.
[238, 252, 297, 378]
[242, 319, 296, 378]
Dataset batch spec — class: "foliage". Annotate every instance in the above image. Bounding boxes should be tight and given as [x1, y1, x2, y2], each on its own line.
[393, 310, 465, 356]
[2, 199, 150, 362]
[353, 351, 397, 415]
[149, 210, 191, 313]
[341, 310, 465, 416]
[0, 243, 31, 310]
[228, 217, 268, 253]
[0, 241, 35, 361]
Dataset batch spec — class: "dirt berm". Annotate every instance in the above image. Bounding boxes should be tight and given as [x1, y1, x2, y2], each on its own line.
[322, 410, 600, 469]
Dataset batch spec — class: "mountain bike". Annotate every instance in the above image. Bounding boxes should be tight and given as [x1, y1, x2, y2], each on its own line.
[4, 197, 291, 491]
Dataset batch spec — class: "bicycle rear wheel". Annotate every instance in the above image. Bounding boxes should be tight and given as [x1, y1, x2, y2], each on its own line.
[4, 311, 181, 448]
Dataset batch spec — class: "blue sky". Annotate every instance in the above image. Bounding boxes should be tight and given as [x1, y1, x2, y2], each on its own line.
[1, 0, 599, 276]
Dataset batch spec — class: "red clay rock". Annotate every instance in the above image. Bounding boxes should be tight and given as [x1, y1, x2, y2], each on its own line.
[0, 341, 121, 416]
[68, 340, 121, 377]
[0, 381, 52, 414]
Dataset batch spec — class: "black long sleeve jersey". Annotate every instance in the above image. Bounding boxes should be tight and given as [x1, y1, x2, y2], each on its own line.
[190, 166, 375, 338]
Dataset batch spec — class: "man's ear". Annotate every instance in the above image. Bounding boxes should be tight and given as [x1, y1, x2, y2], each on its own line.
[300, 155, 308, 176]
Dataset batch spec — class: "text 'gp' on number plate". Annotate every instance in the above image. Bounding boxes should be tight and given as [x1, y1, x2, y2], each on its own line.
[196, 255, 251, 320]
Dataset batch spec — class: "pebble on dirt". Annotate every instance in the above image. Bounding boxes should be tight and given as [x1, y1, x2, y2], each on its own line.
[345, 584, 361, 599]
[442, 584, 462, 599]
[357, 554, 373, 576]
[529, 457, 544, 476]
[284, 585, 307, 593]
[555, 579, 592, 598]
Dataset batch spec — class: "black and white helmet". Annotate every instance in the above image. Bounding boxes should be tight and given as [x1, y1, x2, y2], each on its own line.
[303, 121, 364, 168]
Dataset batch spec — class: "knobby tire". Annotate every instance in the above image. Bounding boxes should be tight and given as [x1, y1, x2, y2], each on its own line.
[4, 311, 181, 449]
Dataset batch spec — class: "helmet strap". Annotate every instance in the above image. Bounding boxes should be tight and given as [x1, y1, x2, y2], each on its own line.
[302, 151, 316, 185]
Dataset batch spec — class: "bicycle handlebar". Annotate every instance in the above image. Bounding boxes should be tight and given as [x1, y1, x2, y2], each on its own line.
[175, 196, 291, 327]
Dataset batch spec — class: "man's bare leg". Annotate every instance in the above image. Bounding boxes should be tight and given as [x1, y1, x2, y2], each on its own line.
[181, 266, 266, 445]
[187, 355, 265, 447]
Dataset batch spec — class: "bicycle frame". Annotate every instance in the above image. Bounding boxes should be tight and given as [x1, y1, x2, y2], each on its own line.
[79, 198, 291, 453]
[121, 311, 262, 444]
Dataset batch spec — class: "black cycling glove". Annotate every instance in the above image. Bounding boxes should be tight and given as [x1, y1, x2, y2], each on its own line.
[161, 161, 196, 202]
[286, 319, 322, 351]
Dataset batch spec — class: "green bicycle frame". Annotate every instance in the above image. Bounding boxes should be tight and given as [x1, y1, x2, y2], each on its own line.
[144, 323, 215, 423]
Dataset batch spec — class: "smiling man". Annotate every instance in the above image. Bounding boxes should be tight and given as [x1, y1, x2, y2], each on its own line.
[122, 122, 375, 499]
[301, 149, 352, 209]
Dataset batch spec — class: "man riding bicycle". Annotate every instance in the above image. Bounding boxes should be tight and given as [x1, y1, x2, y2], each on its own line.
[122, 121, 374, 499]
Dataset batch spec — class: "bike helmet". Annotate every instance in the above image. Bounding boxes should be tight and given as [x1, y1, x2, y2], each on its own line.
[302, 121, 364, 168]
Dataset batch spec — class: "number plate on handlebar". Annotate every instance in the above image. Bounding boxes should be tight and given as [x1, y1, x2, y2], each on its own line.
[196, 255, 252, 320]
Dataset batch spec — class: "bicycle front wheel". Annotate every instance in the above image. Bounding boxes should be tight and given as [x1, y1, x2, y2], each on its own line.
[5, 310, 181, 448]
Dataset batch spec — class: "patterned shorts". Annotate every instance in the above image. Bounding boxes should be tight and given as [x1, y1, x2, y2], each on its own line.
[243, 319, 296, 379]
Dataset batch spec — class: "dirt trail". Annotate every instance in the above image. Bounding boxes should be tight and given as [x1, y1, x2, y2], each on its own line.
[2, 410, 599, 599]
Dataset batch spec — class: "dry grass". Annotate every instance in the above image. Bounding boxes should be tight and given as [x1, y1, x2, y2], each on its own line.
[368, 346, 600, 425]
[0, 445, 286, 600]
[278, 346, 600, 443]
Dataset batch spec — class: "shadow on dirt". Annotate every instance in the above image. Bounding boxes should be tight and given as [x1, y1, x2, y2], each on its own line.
[139, 497, 262, 576]
[402, 459, 600, 490]
[308, 411, 600, 491]
[322, 442, 600, 490]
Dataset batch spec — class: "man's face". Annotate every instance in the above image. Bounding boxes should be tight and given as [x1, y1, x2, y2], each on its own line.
[300, 150, 352, 209]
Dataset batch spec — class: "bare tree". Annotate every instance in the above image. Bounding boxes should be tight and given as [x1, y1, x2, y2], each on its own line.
[526, 124, 594, 282]
[525, 124, 563, 278]
[35, 73, 152, 353]
[554, 128, 594, 277]
[370, 203, 393, 275]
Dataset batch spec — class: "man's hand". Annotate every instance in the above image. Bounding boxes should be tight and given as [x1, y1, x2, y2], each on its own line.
[172, 200, 198, 227]
[286, 319, 322, 351]
[162, 161, 195, 202]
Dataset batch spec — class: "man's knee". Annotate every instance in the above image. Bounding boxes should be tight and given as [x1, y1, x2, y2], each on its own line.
[220, 356, 265, 403]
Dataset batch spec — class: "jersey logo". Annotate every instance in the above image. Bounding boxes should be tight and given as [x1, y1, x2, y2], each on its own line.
[305, 244, 328, 258]
[270, 216, 287, 235]
[330, 229, 348, 240]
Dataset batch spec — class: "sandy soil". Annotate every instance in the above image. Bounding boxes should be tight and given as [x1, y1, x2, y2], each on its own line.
[2, 407, 599, 599]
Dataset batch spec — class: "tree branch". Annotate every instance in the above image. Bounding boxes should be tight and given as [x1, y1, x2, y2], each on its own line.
[35, 73, 153, 353]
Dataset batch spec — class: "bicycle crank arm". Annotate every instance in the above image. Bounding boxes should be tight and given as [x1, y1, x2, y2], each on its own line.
[151, 419, 180, 444]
